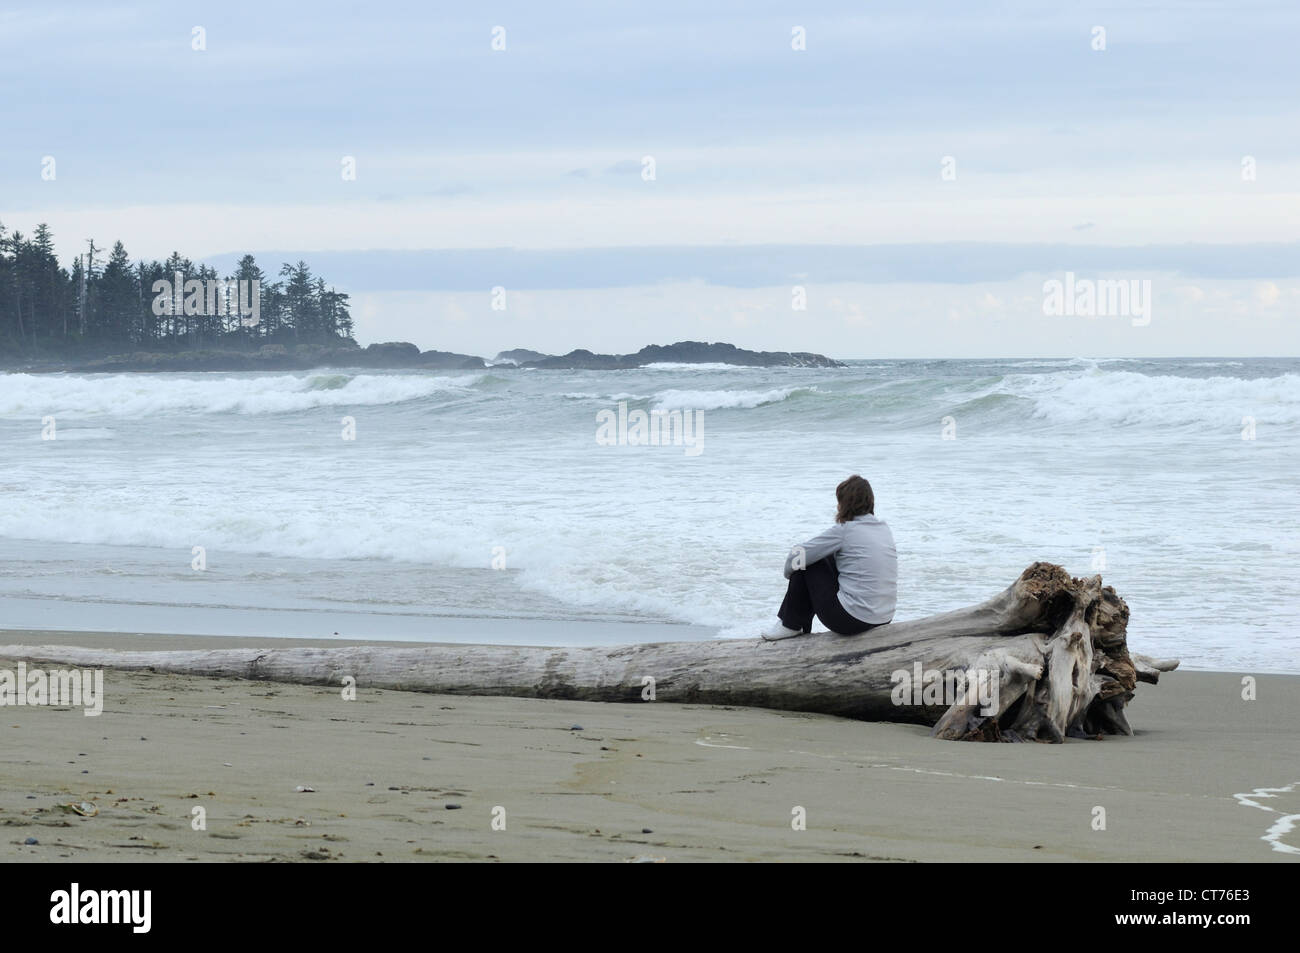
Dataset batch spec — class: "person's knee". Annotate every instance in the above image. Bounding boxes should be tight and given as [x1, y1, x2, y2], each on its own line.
[806, 556, 837, 575]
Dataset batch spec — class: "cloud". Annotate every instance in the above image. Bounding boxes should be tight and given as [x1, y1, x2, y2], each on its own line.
[1255, 281, 1281, 305]
[350, 277, 1300, 359]
[604, 159, 643, 176]
[188, 243, 1300, 294]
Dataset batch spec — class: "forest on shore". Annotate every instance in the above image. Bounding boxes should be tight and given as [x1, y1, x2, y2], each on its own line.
[0, 223, 354, 356]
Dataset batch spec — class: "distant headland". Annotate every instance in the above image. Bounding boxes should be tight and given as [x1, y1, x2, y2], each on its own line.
[4, 339, 844, 373]
[0, 226, 843, 372]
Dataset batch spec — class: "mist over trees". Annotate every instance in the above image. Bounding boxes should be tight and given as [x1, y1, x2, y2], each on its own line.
[0, 223, 354, 353]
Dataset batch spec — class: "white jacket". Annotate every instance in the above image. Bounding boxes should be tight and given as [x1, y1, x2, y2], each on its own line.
[784, 514, 897, 624]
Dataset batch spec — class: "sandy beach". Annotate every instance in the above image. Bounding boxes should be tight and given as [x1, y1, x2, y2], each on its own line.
[1, 631, 1296, 863]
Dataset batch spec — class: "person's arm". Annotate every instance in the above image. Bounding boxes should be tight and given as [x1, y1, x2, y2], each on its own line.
[783, 525, 844, 578]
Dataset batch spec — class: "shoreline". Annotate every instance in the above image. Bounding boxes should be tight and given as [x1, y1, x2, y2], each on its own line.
[2, 631, 1297, 862]
[0, 339, 844, 375]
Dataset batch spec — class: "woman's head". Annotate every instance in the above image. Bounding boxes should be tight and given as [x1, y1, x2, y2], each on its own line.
[835, 474, 875, 523]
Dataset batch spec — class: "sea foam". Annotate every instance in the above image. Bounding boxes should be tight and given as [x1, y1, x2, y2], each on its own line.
[0, 372, 482, 418]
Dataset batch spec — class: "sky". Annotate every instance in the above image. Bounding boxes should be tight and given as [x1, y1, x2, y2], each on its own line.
[2, 0, 1298, 358]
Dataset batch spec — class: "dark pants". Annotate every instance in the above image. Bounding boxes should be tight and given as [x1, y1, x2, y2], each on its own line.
[779, 557, 883, 636]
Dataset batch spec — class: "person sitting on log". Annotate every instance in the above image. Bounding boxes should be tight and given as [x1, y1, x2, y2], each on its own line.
[762, 474, 898, 640]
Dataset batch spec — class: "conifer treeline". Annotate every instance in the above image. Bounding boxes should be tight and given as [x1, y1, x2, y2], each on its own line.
[0, 223, 355, 352]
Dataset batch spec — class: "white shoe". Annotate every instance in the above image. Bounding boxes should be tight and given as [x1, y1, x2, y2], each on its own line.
[760, 623, 806, 642]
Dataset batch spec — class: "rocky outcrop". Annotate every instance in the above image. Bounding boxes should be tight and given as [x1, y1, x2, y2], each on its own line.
[359, 342, 484, 369]
[418, 350, 488, 370]
[524, 349, 627, 370]
[361, 341, 421, 364]
[520, 341, 844, 370]
[46, 340, 838, 373]
[491, 348, 550, 365]
[626, 341, 843, 368]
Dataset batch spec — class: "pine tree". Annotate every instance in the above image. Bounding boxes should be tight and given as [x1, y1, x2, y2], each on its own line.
[98, 242, 137, 344]
[231, 255, 267, 342]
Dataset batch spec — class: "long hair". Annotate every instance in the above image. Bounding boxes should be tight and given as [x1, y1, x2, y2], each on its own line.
[835, 474, 875, 523]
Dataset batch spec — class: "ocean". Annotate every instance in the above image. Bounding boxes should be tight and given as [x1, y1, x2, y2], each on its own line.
[1, 357, 1296, 672]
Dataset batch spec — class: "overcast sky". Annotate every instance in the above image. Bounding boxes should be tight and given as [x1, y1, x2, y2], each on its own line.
[3, 0, 1298, 357]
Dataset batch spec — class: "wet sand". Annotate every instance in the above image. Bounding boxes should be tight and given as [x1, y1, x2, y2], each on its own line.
[1, 631, 1297, 862]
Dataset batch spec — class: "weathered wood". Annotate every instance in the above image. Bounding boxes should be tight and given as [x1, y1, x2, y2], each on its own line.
[0, 562, 1178, 742]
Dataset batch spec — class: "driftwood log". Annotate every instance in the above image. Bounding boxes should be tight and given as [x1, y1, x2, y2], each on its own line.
[0, 562, 1177, 742]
